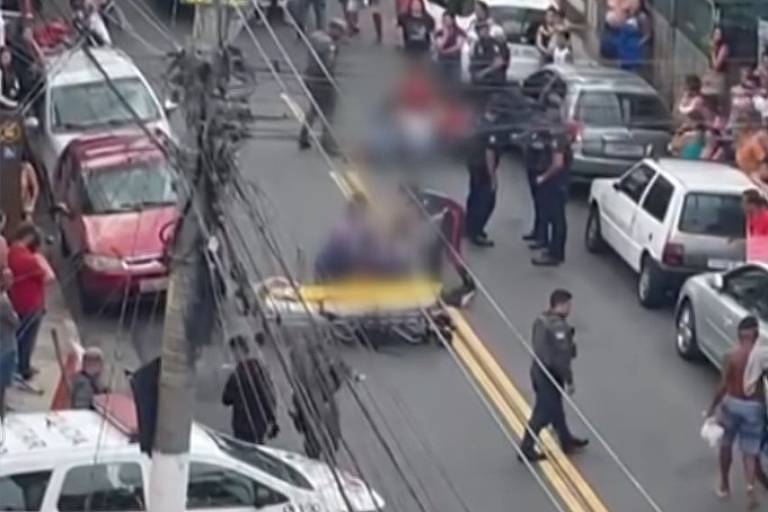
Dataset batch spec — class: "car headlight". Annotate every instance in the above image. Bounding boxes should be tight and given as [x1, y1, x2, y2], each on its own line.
[83, 254, 125, 272]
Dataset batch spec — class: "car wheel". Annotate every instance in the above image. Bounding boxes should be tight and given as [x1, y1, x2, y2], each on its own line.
[584, 205, 606, 253]
[675, 300, 701, 361]
[638, 255, 664, 308]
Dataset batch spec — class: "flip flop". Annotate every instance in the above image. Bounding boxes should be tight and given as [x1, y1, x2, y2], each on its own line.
[715, 486, 729, 500]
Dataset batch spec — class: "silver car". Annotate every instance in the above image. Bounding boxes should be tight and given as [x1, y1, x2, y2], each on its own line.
[675, 263, 768, 366]
[521, 63, 673, 179]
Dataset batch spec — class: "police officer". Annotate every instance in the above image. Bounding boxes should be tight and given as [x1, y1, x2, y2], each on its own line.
[521, 127, 551, 247]
[520, 289, 588, 462]
[531, 125, 573, 266]
[465, 98, 503, 247]
[298, 20, 346, 154]
[469, 20, 506, 104]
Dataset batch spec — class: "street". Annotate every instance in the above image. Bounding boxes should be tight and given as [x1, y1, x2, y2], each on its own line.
[65, 1, 752, 511]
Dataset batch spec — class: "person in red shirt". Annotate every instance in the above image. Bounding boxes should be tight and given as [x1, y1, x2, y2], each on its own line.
[7, 223, 52, 381]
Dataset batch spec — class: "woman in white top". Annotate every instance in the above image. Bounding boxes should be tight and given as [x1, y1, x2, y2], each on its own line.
[552, 30, 573, 65]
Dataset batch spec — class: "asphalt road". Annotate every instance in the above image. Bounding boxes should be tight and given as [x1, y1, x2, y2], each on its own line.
[59, 1, 759, 511]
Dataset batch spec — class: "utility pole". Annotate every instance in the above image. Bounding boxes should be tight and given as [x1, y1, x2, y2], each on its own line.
[147, 2, 228, 511]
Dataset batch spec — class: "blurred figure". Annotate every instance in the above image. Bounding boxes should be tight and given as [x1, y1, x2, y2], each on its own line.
[20, 161, 39, 222]
[467, 0, 493, 42]
[434, 12, 464, 82]
[704, 25, 730, 100]
[676, 74, 706, 124]
[315, 193, 374, 281]
[298, 20, 345, 154]
[0, 46, 20, 110]
[70, 347, 110, 409]
[736, 123, 768, 180]
[222, 335, 278, 445]
[0, 268, 18, 419]
[552, 30, 573, 65]
[757, 51, 768, 90]
[71, 0, 111, 46]
[469, 21, 506, 102]
[489, 25, 509, 86]
[669, 113, 706, 160]
[465, 99, 503, 247]
[397, 0, 434, 57]
[369, 0, 382, 44]
[536, 7, 558, 63]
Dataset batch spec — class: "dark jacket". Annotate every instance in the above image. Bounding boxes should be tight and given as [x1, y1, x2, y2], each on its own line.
[222, 358, 277, 442]
[71, 371, 109, 409]
[531, 310, 576, 385]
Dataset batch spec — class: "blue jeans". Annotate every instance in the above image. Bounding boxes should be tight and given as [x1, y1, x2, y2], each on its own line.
[16, 310, 44, 378]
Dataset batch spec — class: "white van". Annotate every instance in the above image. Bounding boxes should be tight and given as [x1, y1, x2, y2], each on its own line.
[0, 410, 383, 512]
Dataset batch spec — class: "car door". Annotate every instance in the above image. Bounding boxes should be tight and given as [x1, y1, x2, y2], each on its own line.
[632, 173, 675, 269]
[186, 460, 290, 512]
[54, 460, 147, 512]
[700, 265, 768, 364]
[600, 163, 656, 268]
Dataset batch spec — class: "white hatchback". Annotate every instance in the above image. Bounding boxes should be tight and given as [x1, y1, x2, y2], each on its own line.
[586, 158, 754, 308]
[0, 410, 384, 512]
[26, 47, 174, 180]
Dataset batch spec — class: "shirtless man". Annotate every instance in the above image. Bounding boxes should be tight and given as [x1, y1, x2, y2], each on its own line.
[706, 315, 765, 508]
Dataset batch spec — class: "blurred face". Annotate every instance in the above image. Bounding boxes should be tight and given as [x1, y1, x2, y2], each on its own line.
[83, 357, 103, 377]
[411, 0, 423, 15]
[443, 14, 454, 28]
[545, 10, 556, 25]
[475, 4, 487, 21]
[738, 327, 758, 344]
[554, 300, 572, 317]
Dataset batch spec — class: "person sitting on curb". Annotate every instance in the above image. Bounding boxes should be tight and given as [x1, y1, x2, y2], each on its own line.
[70, 347, 110, 409]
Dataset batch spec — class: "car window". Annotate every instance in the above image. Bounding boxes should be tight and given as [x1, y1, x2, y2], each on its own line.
[187, 462, 288, 510]
[641, 175, 674, 221]
[0, 471, 52, 511]
[207, 431, 313, 490]
[678, 193, 745, 238]
[724, 267, 768, 318]
[50, 77, 160, 132]
[576, 91, 622, 126]
[620, 93, 670, 130]
[618, 164, 656, 203]
[57, 462, 145, 512]
[489, 6, 544, 41]
[82, 161, 177, 214]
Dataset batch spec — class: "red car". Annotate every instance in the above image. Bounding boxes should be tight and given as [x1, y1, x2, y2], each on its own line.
[53, 133, 177, 310]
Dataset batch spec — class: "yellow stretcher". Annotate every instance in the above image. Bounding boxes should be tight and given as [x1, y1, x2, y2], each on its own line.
[256, 277, 453, 346]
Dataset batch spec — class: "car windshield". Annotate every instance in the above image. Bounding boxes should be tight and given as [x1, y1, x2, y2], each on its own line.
[678, 193, 745, 238]
[82, 160, 177, 214]
[51, 77, 160, 131]
[489, 7, 544, 38]
[577, 91, 669, 128]
[208, 430, 314, 490]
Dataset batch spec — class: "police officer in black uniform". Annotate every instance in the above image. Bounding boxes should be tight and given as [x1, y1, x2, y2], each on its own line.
[531, 125, 573, 266]
[522, 127, 551, 247]
[469, 21, 506, 105]
[519, 289, 588, 462]
[464, 98, 503, 247]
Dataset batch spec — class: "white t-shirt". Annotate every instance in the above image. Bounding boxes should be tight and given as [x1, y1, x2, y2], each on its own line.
[553, 46, 572, 65]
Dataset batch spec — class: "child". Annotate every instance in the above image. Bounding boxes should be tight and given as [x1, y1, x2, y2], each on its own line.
[552, 30, 573, 65]
[70, 347, 110, 409]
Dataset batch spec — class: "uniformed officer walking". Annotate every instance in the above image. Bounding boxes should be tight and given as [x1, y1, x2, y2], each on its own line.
[520, 289, 588, 462]
[298, 20, 345, 154]
[464, 98, 503, 247]
[530, 126, 573, 266]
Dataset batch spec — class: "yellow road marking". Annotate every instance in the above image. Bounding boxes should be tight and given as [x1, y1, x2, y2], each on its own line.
[329, 168, 610, 511]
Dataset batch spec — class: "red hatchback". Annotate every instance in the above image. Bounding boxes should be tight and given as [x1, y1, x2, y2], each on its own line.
[53, 133, 177, 309]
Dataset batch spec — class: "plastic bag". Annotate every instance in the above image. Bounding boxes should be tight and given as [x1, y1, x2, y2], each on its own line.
[700, 417, 724, 449]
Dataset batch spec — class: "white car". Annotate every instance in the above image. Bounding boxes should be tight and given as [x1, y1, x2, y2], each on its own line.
[586, 158, 754, 308]
[0, 410, 384, 512]
[425, 0, 552, 83]
[26, 47, 173, 180]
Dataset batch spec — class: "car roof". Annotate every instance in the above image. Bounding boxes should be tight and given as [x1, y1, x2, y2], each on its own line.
[66, 133, 166, 171]
[48, 47, 143, 88]
[649, 158, 755, 194]
[484, 0, 554, 10]
[545, 63, 658, 94]
[0, 411, 218, 462]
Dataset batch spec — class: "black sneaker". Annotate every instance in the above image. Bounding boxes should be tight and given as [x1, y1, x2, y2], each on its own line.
[470, 235, 495, 247]
[517, 451, 546, 463]
[562, 437, 589, 454]
[522, 232, 538, 241]
[527, 241, 546, 250]
[532, 254, 563, 266]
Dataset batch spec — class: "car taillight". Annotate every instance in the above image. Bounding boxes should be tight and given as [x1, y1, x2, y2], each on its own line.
[662, 243, 685, 266]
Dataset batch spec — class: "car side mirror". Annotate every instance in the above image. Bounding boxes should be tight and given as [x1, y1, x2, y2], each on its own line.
[24, 116, 40, 130]
[163, 98, 179, 115]
[709, 274, 724, 291]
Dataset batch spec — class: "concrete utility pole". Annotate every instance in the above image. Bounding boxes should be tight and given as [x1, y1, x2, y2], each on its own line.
[147, 2, 226, 511]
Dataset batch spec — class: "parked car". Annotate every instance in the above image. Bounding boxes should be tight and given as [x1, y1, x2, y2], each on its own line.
[586, 158, 754, 308]
[53, 133, 177, 310]
[521, 64, 673, 179]
[0, 407, 384, 512]
[675, 262, 768, 365]
[426, 0, 549, 84]
[26, 47, 174, 181]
